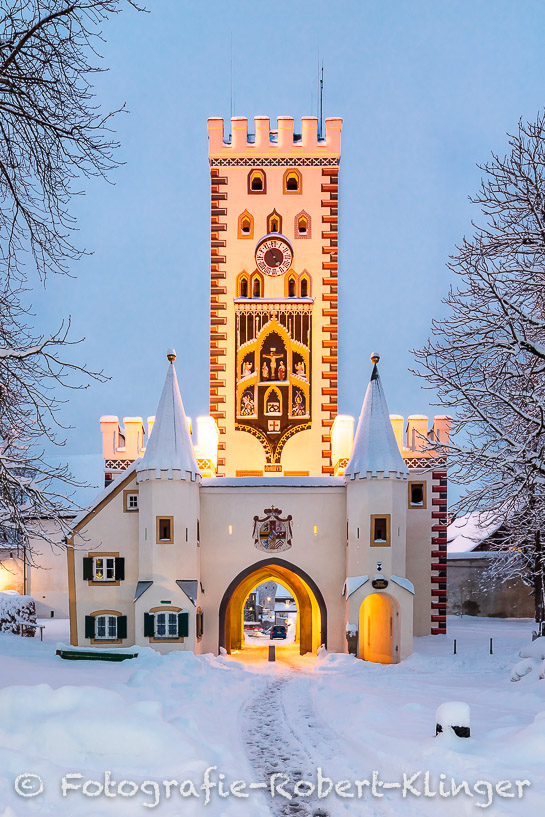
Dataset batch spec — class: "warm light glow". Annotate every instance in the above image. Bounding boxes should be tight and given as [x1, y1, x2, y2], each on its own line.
[195, 416, 220, 473]
[313, 525, 318, 535]
[331, 415, 355, 476]
[228, 525, 232, 535]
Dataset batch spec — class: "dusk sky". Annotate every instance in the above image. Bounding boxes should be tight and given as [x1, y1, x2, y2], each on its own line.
[31, 0, 545, 496]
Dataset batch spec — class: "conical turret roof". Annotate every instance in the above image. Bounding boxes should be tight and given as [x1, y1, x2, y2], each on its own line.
[344, 355, 408, 480]
[137, 351, 200, 480]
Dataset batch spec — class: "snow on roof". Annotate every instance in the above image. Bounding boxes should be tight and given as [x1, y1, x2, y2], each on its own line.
[202, 476, 344, 488]
[447, 511, 503, 554]
[70, 460, 138, 531]
[136, 359, 200, 481]
[344, 360, 408, 480]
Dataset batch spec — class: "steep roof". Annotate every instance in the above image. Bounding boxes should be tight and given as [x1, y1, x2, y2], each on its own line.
[136, 355, 200, 481]
[344, 358, 408, 480]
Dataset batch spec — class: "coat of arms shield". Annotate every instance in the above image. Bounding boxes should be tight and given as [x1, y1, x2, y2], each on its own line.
[252, 506, 293, 553]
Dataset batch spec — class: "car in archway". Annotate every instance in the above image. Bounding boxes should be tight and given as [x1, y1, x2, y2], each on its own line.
[270, 624, 287, 640]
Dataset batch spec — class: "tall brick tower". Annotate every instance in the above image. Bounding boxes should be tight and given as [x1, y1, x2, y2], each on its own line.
[207, 115, 342, 476]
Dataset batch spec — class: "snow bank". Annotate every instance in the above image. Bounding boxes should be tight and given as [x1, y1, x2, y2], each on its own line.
[0, 591, 36, 635]
[511, 636, 545, 681]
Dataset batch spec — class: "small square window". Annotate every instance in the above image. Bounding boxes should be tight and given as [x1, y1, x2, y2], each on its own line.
[156, 517, 173, 544]
[124, 490, 139, 512]
[371, 515, 391, 547]
[408, 481, 426, 509]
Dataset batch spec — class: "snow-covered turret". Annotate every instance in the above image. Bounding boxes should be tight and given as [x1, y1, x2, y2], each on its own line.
[345, 355, 408, 579]
[134, 351, 201, 653]
[345, 354, 408, 480]
[136, 350, 200, 482]
[344, 355, 414, 663]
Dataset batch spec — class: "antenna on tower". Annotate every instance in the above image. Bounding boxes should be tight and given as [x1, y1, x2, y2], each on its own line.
[318, 62, 324, 139]
[229, 33, 233, 139]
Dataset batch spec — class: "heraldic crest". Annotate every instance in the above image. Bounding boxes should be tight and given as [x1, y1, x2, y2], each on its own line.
[252, 506, 293, 553]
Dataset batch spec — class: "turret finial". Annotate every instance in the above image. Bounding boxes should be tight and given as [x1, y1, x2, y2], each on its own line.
[371, 353, 380, 364]
[167, 348, 176, 363]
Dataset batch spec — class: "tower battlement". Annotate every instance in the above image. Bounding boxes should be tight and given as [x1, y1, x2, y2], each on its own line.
[207, 116, 342, 157]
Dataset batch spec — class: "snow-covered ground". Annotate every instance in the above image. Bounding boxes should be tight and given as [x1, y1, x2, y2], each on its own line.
[0, 617, 544, 816]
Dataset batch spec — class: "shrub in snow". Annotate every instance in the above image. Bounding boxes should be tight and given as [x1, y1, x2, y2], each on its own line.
[511, 658, 535, 682]
[519, 637, 545, 661]
[0, 592, 37, 636]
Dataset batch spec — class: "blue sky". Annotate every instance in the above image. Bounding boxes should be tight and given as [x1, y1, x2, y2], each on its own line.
[31, 0, 545, 490]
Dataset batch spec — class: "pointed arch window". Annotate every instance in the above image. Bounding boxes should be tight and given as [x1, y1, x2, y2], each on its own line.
[299, 272, 311, 297]
[285, 272, 298, 298]
[237, 271, 250, 298]
[267, 209, 283, 234]
[283, 168, 302, 194]
[250, 270, 264, 298]
[248, 169, 266, 194]
[294, 210, 311, 238]
[238, 210, 254, 239]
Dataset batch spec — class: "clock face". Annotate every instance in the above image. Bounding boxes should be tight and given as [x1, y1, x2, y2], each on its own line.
[255, 236, 293, 277]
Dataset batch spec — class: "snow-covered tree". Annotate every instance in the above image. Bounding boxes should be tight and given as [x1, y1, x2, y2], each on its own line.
[414, 111, 545, 632]
[0, 1, 140, 564]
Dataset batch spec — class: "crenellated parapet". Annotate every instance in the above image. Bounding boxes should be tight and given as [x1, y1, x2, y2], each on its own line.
[208, 116, 342, 160]
[100, 413, 220, 485]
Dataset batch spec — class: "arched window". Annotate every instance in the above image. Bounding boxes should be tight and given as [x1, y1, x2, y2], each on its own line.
[250, 270, 264, 298]
[294, 210, 311, 238]
[267, 209, 283, 234]
[240, 278, 248, 297]
[253, 279, 261, 297]
[299, 271, 311, 297]
[283, 168, 302, 194]
[238, 210, 254, 239]
[248, 169, 266, 194]
[284, 272, 298, 298]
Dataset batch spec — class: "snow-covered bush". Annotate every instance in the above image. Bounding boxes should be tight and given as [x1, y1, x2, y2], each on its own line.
[0, 592, 37, 636]
[511, 637, 545, 681]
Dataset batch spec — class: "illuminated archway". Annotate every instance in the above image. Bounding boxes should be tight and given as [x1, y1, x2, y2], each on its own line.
[219, 558, 327, 655]
[359, 593, 399, 664]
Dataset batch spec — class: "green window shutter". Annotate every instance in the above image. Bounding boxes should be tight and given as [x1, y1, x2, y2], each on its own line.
[84, 616, 95, 639]
[82, 558, 93, 581]
[117, 615, 127, 639]
[115, 557, 125, 581]
[179, 611, 189, 638]
[143, 613, 154, 638]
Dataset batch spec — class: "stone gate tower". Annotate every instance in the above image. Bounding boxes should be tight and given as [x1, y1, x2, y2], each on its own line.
[207, 115, 342, 476]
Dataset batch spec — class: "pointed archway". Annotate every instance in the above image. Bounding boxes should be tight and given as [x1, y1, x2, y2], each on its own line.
[219, 558, 327, 655]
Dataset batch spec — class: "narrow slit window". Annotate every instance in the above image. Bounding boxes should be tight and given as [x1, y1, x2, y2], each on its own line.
[288, 278, 296, 297]
[240, 278, 248, 297]
[253, 279, 261, 298]
[300, 278, 308, 297]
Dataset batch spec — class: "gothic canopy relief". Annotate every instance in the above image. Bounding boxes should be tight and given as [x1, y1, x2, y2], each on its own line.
[235, 303, 311, 463]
